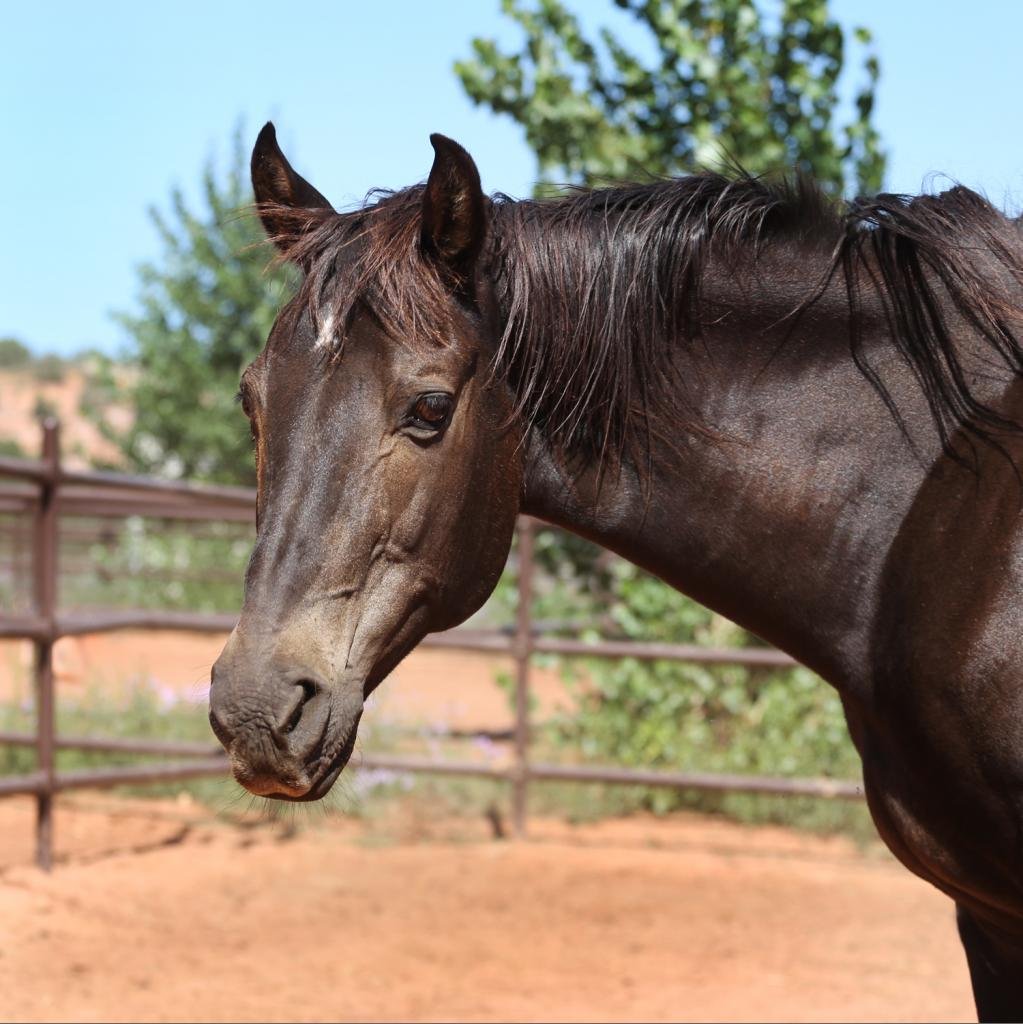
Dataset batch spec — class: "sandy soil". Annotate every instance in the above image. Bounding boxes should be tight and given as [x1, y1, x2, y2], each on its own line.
[0, 366, 131, 468]
[0, 793, 975, 1023]
[0, 630, 978, 1020]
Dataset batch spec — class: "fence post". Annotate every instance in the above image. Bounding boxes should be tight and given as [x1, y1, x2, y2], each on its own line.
[33, 419, 59, 871]
[512, 518, 534, 837]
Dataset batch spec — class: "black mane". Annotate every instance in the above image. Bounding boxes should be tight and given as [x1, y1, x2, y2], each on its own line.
[271, 171, 1023, 465]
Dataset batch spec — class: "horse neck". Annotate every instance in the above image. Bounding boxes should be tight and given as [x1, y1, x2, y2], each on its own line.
[517, 243, 951, 697]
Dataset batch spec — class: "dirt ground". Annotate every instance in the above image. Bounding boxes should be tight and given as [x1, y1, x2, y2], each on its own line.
[0, 792, 975, 1023]
[0, 631, 978, 1021]
[0, 365, 131, 469]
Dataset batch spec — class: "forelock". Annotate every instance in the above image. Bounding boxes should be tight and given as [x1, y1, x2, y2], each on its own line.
[265, 186, 455, 359]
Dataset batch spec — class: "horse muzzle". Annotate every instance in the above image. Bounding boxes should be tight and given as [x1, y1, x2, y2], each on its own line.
[208, 653, 363, 800]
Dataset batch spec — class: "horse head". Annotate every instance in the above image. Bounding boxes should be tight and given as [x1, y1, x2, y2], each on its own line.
[209, 124, 522, 799]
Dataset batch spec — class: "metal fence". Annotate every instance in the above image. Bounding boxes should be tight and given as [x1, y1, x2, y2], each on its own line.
[0, 420, 862, 870]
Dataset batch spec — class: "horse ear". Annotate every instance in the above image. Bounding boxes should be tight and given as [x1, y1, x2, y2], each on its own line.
[251, 122, 334, 253]
[421, 134, 487, 285]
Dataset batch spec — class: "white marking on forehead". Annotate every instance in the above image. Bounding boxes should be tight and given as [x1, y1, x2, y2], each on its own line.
[315, 313, 336, 350]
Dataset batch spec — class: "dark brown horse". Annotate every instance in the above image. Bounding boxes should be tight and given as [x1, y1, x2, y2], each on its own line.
[210, 122, 1023, 1019]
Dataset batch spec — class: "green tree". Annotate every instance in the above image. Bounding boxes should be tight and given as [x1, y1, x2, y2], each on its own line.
[0, 337, 31, 370]
[0, 438, 26, 458]
[32, 395, 58, 422]
[32, 354, 65, 383]
[460, 0, 882, 826]
[456, 0, 884, 195]
[99, 125, 295, 483]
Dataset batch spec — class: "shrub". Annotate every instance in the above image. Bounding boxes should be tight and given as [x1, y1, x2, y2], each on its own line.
[496, 531, 866, 834]
[0, 337, 31, 369]
[32, 355, 66, 383]
[0, 438, 26, 457]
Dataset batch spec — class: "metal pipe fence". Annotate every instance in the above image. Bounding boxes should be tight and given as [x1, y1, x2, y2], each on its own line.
[0, 420, 862, 870]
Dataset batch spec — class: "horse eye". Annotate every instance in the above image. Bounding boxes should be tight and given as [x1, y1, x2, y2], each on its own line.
[236, 386, 254, 419]
[409, 393, 453, 431]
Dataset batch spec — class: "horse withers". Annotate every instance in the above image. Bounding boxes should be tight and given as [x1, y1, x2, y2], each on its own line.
[210, 122, 1023, 1019]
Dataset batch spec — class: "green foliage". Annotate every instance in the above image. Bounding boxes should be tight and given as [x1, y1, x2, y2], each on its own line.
[0, 438, 26, 457]
[490, 531, 864, 832]
[457, 1, 880, 833]
[59, 516, 251, 614]
[456, 0, 885, 195]
[556, 567, 860, 797]
[0, 337, 31, 369]
[0, 683, 211, 775]
[31, 354, 66, 383]
[102, 124, 296, 484]
[76, 364, 125, 460]
[32, 395, 58, 422]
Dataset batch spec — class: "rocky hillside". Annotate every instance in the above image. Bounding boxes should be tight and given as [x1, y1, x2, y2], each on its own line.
[0, 361, 131, 469]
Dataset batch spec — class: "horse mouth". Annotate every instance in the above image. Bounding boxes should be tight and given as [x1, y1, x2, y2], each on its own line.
[266, 713, 361, 802]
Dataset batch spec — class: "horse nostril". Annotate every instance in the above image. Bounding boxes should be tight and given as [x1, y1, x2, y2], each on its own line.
[282, 679, 319, 736]
[209, 705, 233, 747]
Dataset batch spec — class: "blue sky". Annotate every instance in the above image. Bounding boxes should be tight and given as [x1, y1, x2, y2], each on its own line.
[3, 0, 1021, 357]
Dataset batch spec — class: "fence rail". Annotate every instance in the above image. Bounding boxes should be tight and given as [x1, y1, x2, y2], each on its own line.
[0, 420, 861, 869]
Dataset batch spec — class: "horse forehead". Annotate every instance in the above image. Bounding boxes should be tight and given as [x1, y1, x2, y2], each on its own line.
[260, 335, 456, 417]
[262, 295, 482, 405]
[331, 321, 479, 384]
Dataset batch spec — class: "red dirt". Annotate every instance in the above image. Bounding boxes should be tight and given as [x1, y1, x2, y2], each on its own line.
[0, 630, 978, 1020]
[0, 366, 131, 469]
[0, 793, 975, 1023]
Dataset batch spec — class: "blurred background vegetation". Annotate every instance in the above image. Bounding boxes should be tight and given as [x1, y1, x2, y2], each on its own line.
[1, 0, 884, 835]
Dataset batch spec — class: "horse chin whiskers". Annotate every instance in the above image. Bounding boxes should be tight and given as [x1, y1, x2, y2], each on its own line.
[230, 753, 313, 800]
